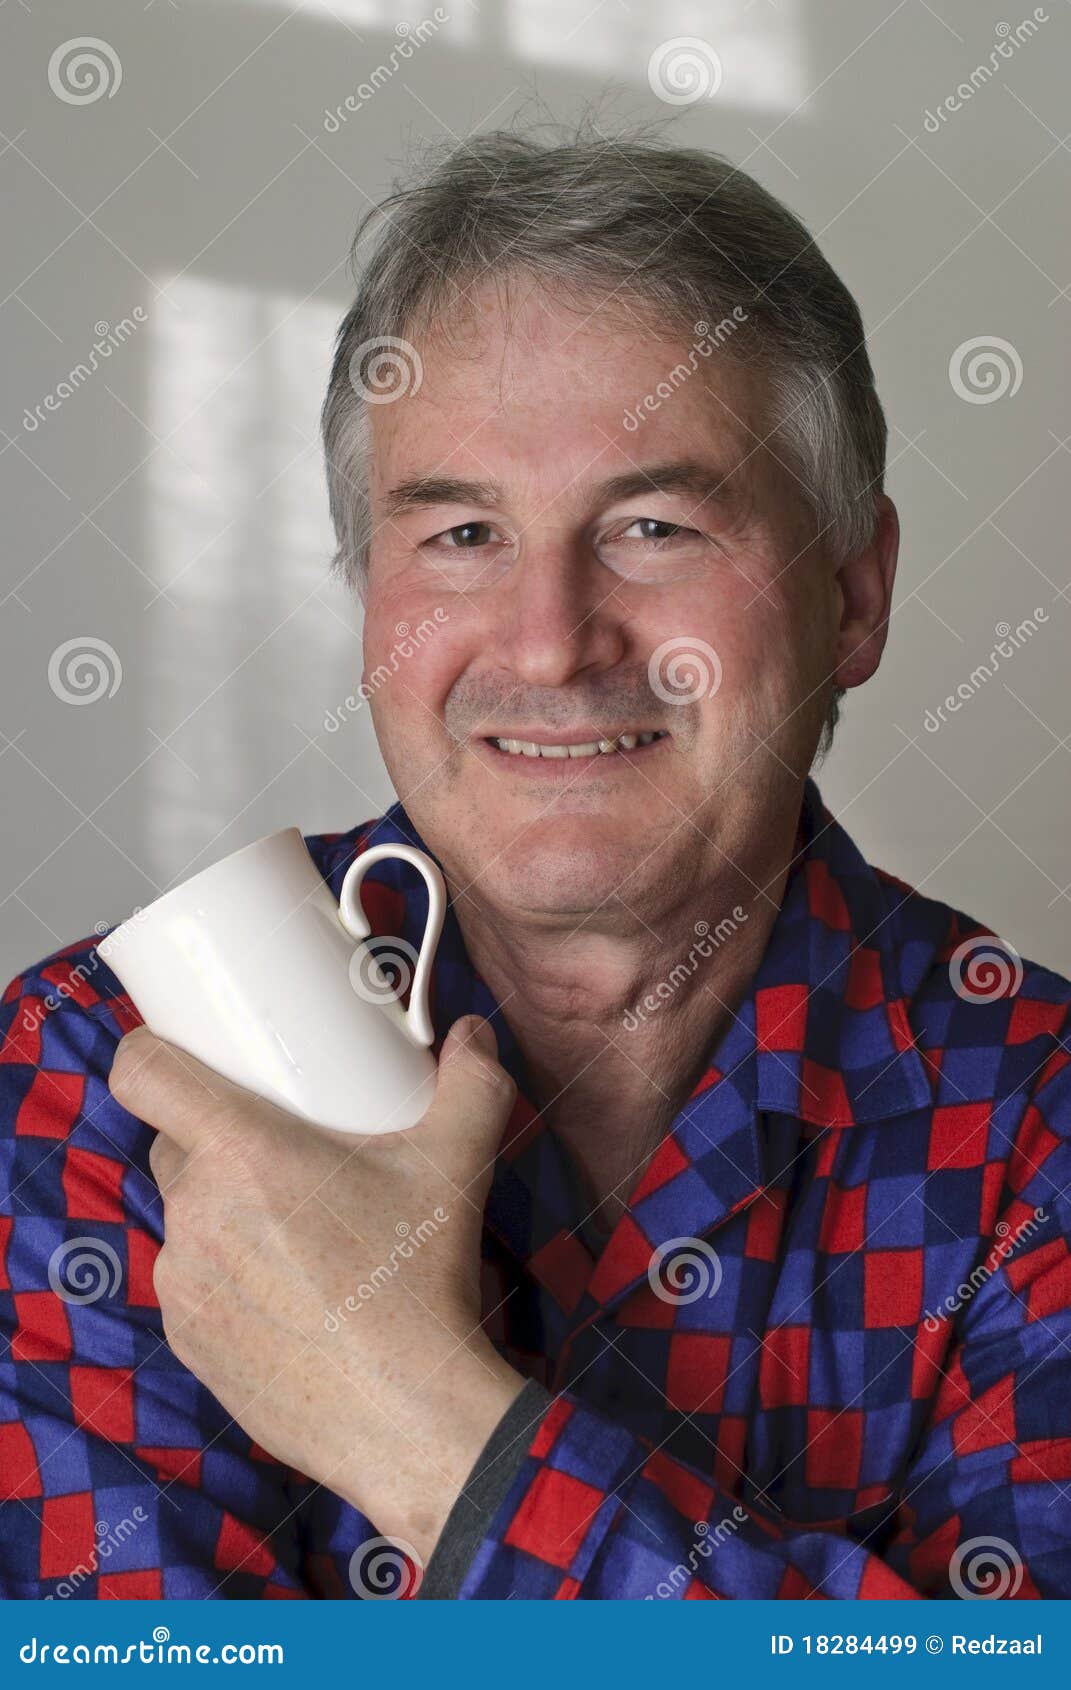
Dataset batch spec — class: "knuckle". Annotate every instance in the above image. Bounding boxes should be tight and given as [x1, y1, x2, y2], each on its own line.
[147, 1134, 167, 1180]
[152, 1255, 194, 1370]
[163, 1314, 192, 1367]
[154, 1162, 200, 1237]
[151, 1245, 176, 1306]
[208, 1109, 260, 1180]
[109, 1032, 150, 1105]
[203, 1090, 258, 1149]
[159, 1178, 190, 1229]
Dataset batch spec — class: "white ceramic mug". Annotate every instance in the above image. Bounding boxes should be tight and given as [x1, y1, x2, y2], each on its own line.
[96, 829, 447, 1134]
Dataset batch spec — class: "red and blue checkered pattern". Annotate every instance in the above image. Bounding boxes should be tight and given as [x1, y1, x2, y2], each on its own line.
[2, 776, 1070, 1597]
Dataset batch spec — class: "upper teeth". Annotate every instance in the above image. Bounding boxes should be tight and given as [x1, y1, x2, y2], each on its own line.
[490, 731, 664, 758]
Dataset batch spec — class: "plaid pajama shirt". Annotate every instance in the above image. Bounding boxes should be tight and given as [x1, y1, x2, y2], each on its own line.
[2, 775, 1071, 1599]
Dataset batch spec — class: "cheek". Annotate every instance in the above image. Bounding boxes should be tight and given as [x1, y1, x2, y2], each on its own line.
[708, 605, 827, 763]
[362, 610, 474, 753]
[662, 593, 805, 749]
[644, 590, 771, 702]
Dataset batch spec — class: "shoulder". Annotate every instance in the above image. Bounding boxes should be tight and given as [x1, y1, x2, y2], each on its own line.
[871, 862, 1071, 1194]
[872, 862, 1071, 1045]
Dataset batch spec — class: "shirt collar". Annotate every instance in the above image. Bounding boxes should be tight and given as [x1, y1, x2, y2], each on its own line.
[716, 774, 934, 1130]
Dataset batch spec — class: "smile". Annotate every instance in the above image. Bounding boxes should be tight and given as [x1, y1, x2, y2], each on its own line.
[485, 730, 667, 759]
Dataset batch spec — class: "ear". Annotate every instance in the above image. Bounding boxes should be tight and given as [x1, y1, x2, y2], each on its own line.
[832, 493, 900, 690]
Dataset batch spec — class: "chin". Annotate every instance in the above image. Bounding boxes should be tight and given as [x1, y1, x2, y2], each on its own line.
[477, 818, 655, 918]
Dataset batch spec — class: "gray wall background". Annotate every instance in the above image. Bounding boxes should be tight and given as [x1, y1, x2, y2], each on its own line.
[2, 0, 1068, 986]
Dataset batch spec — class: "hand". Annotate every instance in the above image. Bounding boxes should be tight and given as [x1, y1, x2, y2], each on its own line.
[108, 1014, 525, 1564]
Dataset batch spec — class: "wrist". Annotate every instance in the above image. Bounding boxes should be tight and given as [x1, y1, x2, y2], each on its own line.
[334, 1338, 524, 1566]
[401, 1346, 525, 1561]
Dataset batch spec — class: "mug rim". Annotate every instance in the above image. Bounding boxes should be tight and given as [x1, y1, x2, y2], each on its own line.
[96, 826, 310, 958]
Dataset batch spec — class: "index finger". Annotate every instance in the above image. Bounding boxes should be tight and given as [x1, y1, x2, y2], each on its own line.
[108, 1025, 246, 1151]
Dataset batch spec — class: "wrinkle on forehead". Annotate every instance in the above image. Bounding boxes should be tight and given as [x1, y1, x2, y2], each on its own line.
[371, 274, 820, 577]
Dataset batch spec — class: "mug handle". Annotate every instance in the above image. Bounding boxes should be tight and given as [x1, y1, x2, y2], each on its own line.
[337, 844, 447, 1049]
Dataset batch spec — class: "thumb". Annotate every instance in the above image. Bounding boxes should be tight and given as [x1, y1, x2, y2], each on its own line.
[419, 1015, 516, 1174]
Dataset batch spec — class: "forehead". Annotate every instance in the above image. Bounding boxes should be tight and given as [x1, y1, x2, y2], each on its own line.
[368, 276, 768, 497]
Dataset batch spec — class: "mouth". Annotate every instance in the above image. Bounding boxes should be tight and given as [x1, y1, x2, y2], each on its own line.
[480, 728, 669, 769]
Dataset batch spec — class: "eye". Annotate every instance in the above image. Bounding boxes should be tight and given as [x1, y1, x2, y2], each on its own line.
[426, 521, 506, 550]
[617, 519, 699, 543]
[596, 515, 713, 583]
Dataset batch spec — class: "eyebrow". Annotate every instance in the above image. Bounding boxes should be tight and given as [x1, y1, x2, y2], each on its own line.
[382, 460, 743, 520]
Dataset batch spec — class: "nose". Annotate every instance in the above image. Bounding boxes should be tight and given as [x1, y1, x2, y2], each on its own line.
[486, 539, 627, 689]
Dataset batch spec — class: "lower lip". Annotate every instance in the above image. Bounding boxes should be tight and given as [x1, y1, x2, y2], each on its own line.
[477, 737, 669, 777]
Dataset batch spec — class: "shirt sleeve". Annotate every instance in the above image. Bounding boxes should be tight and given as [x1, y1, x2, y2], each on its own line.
[442, 1055, 1071, 1599]
[419, 1377, 552, 1598]
[0, 966, 315, 1598]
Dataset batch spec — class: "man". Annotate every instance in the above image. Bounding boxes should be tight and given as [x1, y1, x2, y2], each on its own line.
[2, 132, 1069, 1601]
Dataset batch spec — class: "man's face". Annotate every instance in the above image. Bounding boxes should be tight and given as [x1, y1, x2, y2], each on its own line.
[360, 280, 839, 924]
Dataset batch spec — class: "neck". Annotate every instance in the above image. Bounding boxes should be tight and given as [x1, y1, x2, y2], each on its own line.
[449, 810, 802, 1223]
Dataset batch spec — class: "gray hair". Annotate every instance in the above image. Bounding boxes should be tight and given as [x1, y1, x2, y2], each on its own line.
[321, 127, 889, 752]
